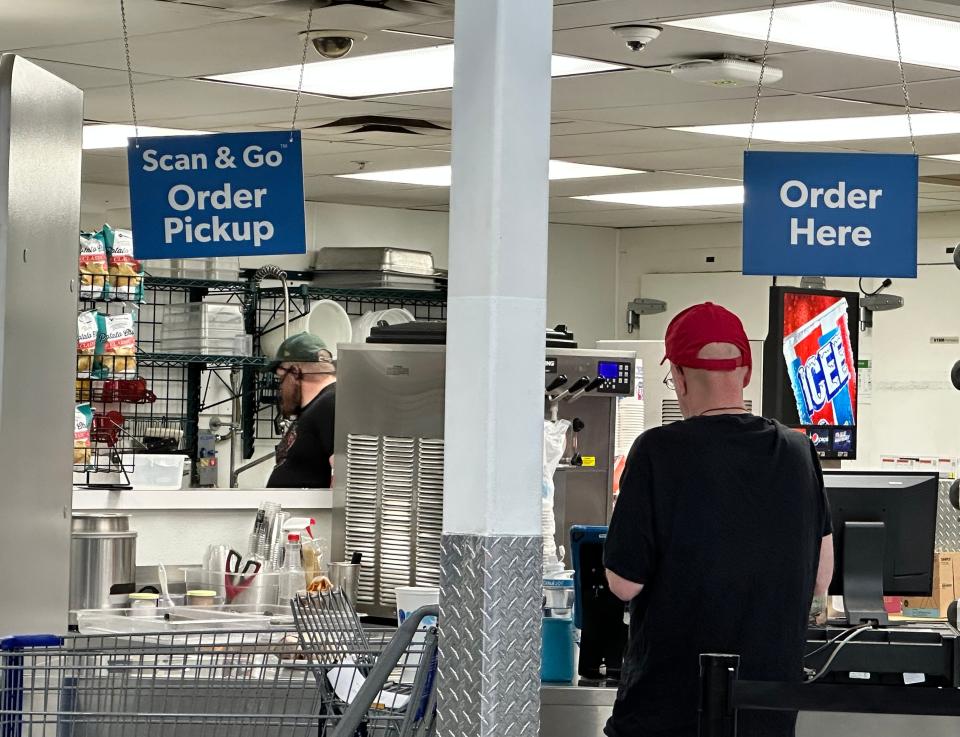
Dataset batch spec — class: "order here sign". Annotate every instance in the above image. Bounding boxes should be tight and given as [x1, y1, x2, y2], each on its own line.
[127, 131, 306, 260]
[742, 151, 918, 278]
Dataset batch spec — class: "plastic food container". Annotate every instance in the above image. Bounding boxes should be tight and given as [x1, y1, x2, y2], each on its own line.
[161, 303, 245, 332]
[126, 454, 188, 490]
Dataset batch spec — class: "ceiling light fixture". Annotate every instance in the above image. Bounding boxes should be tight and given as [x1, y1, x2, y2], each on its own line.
[204, 45, 624, 99]
[674, 112, 960, 142]
[339, 161, 642, 186]
[83, 124, 209, 150]
[929, 153, 960, 162]
[573, 186, 744, 208]
[667, 1, 960, 72]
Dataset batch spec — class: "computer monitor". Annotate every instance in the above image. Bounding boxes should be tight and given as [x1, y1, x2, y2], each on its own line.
[823, 471, 939, 625]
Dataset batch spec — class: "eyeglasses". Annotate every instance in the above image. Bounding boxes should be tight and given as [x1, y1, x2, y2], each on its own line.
[663, 371, 676, 392]
[276, 365, 299, 381]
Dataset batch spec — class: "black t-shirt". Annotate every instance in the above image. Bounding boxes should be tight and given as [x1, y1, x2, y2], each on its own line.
[266, 384, 336, 489]
[603, 413, 831, 737]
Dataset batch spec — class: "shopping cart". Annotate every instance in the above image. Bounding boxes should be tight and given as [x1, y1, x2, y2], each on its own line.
[0, 592, 439, 737]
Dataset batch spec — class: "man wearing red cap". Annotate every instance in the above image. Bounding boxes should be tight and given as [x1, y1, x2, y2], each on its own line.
[603, 302, 834, 737]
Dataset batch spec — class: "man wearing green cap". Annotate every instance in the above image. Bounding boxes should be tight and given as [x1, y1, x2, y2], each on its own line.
[266, 332, 337, 488]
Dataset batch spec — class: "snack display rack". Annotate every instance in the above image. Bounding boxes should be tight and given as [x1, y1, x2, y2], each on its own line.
[75, 272, 262, 488]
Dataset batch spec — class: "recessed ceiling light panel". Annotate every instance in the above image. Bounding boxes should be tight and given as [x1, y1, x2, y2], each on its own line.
[339, 161, 643, 186]
[83, 124, 210, 150]
[574, 186, 744, 208]
[674, 113, 960, 142]
[667, 1, 960, 72]
[204, 45, 624, 99]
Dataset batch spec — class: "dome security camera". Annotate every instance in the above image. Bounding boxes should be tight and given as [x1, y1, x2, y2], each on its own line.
[300, 30, 369, 60]
[611, 24, 662, 52]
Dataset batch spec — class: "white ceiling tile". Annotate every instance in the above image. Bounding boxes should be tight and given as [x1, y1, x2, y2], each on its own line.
[552, 21, 799, 69]
[765, 50, 958, 96]
[559, 92, 882, 127]
[550, 127, 734, 158]
[822, 77, 960, 112]
[12, 18, 439, 79]
[553, 0, 778, 30]
[1, 0, 251, 51]
[26, 59, 169, 90]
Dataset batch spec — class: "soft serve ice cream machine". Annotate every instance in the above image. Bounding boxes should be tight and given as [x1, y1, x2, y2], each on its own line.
[544, 349, 636, 565]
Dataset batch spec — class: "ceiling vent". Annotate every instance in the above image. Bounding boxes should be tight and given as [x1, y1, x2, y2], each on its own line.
[160, 0, 453, 23]
[308, 115, 449, 144]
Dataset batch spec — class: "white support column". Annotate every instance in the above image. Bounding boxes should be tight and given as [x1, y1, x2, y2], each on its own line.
[438, 1, 553, 736]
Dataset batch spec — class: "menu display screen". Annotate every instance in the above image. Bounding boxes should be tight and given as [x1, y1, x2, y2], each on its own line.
[763, 287, 859, 460]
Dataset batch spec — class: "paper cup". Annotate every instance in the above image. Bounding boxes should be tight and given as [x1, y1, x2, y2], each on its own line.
[396, 586, 439, 684]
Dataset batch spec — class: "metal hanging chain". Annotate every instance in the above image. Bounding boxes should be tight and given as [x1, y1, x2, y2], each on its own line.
[119, 0, 140, 147]
[747, 0, 777, 152]
[891, 0, 917, 155]
[291, 7, 314, 141]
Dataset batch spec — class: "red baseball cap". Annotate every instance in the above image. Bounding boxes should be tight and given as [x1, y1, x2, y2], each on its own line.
[661, 302, 751, 371]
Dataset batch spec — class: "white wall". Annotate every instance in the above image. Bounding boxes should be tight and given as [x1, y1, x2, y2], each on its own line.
[613, 212, 960, 469]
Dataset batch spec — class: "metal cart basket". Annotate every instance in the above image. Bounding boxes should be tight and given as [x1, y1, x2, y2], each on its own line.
[0, 591, 438, 737]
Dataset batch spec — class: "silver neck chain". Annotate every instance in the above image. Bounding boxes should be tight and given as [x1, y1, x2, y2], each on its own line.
[890, 0, 917, 155]
[291, 7, 314, 142]
[119, 0, 139, 148]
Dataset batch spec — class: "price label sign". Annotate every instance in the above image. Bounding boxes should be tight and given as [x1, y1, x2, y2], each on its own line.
[127, 131, 307, 259]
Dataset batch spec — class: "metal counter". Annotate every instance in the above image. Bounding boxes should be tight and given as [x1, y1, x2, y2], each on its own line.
[538, 685, 960, 737]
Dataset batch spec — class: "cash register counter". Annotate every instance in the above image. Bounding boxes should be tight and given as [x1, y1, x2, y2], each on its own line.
[538, 684, 958, 737]
[539, 620, 960, 737]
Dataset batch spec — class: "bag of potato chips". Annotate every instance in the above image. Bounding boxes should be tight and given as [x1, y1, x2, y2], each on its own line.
[74, 403, 93, 467]
[103, 225, 144, 302]
[76, 310, 99, 377]
[79, 232, 108, 300]
[96, 312, 137, 378]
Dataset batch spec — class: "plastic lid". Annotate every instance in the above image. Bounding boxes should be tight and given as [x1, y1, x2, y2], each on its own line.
[186, 590, 217, 597]
[128, 593, 159, 601]
[287, 533, 301, 542]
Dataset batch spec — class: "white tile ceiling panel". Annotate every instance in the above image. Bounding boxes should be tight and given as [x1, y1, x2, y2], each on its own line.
[764, 51, 959, 95]
[552, 22, 799, 70]
[547, 209, 740, 228]
[0, 0, 250, 51]
[547, 170, 733, 198]
[13, 18, 438, 79]
[550, 128, 733, 158]
[822, 78, 960, 112]
[82, 153, 130, 187]
[81, 79, 302, 124]
[301, 186, 449, 209]
[558, 92, 882, 128]
[821, 135, 960, 154]
[27, 59, 170, 90]
[552, 0, 778, 30]
[303, 148, 452, 175]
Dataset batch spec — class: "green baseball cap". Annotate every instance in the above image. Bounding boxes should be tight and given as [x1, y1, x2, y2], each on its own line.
[265, 332, 333, 370]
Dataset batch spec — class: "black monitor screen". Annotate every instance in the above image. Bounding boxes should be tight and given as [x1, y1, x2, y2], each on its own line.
[824, 471, 938, 598]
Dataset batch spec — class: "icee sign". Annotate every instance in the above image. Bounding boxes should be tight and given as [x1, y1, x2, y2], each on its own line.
[743, 151, 917, 278]
[127, 131, 306, 259]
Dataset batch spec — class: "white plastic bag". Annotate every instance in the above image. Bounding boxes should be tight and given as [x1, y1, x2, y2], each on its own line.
[543, 420, 571, 575]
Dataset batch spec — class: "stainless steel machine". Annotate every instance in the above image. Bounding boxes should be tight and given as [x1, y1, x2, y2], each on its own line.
[545, 348, 636, 564]
[332, 341, 634, 615]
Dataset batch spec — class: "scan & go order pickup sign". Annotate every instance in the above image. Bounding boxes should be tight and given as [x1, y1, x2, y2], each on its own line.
[127, 131, 306, 259]
[742, 151, 917, 278]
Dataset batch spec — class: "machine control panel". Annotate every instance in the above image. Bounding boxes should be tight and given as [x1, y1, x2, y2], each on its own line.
[596, 360, 633, 395]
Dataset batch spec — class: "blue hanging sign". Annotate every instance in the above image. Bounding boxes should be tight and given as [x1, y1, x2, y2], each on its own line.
[742, 151, 917, 278]
[127, 131, 306, 260]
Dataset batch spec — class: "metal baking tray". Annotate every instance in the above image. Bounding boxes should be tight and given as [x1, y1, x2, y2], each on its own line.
[310, 270, 447, 291]
[312, 247, 436, 275]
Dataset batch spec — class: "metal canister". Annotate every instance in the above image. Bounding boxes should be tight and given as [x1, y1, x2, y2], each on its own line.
[70, 513, 137, 612]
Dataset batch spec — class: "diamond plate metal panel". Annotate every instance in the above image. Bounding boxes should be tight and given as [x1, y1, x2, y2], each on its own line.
[437, 534, 543, 737]
[936, 479, 960, 552]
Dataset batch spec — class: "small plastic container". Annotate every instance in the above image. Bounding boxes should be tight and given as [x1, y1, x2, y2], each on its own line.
[124, 454, 188, 490]
[128, 592, 159, 617]
[161, 303, 245, 332]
